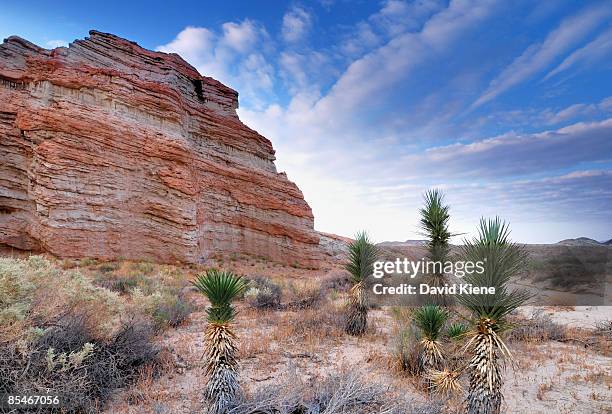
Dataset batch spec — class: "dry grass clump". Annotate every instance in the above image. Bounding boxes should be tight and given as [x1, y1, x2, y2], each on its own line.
[244, 277, 325, 311]
[284, 302, 345, 340]
[507, 309, 567, 342]
[230, 369, 441, 414]
[393, 324, 422, 376]
[284, 279, 324, 310]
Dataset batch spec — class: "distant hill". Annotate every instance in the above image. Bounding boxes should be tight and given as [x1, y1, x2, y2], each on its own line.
[603, 239, 612, 245]
[378, 239, 427, 247]
[557, 237, 603, 246]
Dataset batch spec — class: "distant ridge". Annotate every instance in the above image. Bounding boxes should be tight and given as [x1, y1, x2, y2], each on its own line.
[603, 239, 612, 245]
[378, 239, 427, 247]
[557, 237, 603, 246]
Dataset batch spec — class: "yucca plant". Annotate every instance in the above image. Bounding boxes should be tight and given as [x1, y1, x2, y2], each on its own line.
[419, 189, 454, 305]
[192, 269, 247, 414]
[412, 305, 449, 370]
[345, 231, 379, 336]
[446, 322, 469, 341]
[459, 218, 531, 414]
[444, 322, 469, 375]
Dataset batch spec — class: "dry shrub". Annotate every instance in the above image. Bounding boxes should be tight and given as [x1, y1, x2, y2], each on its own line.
[0, 256, 122, 340]
[0, 257, 167, 412]
[88, 260, 194, 331]
[244, 277, 282, 309]
[128, 261, 155, 275]
[229, 368, 440, 414]
[285, 280, 324, 310]
[91, 263, 193, 331]
[97, 262, 120, 273]
[594, 320, 611, 340]
[0, 313, 160, 413]
[272, 301, 344, 345]
[95, 273, 150, 294]
[394, 326, 422, 376]
[508, 309, 567, 342]
[321, 269, 352, 292]
[151, 294, 193, 330]
[131, 289, 193, 331]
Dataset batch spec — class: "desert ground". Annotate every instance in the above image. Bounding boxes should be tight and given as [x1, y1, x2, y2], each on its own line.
[1, 244, 610, 414]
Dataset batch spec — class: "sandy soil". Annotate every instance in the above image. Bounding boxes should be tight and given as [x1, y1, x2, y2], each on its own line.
[104, 275, 611, 414]
[519, 306, 612, 330]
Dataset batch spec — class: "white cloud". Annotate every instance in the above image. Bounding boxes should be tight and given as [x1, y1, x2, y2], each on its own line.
[545, 26, 612, 80]
[338, 0, 447, 59]
[45, 39, 68, 48]
[339, 21, 380, 57]
[471, 4, 611, 109]
[158, 2, 612, 243]
[221, 20, 260, 53]
[281, 7, 312, 43]
[370, 0, 446, 36]
[278, 50, 333, 95]
[236, 0, 503, 240]
[157, 21, 274, 108]
[311, 0, 497, 130]
[414, 118, 612, 177]
[157, 26, 215, 64]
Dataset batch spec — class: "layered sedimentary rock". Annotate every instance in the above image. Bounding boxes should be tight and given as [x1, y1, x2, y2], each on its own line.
[0, 30, 322, 267]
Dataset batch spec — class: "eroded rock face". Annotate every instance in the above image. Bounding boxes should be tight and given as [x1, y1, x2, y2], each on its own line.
[0, 31, 322, 267]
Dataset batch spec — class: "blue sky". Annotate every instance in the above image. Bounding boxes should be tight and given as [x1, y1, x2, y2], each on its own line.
[2, 0, 612, 243]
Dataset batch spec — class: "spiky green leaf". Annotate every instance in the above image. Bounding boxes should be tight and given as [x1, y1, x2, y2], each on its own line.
[412, 305, 449, 342]
[344, 231, 380, 284]
[191, 269, 247, 324]
[458, 217, 532, 329]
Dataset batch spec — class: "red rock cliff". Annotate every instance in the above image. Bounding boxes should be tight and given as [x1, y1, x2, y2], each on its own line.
[0, 30, 322, 267]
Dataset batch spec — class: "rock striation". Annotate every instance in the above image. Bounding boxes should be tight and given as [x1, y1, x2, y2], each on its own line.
[0, 30, 322, 267]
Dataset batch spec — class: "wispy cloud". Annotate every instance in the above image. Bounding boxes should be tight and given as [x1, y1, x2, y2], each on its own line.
[545, 26, 612, 80]
[281, 7, 312, 43]
[312, 0, 499, 130]
[471, 4, 611, 109]
[416, 118, 612, 177]
[370, 0, 446, 36]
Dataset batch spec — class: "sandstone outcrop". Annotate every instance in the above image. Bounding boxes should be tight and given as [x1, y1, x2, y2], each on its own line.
[0, 30, 322, 267]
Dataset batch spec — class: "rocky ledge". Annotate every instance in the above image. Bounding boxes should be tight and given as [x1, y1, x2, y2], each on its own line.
[0, 30, 322, 267]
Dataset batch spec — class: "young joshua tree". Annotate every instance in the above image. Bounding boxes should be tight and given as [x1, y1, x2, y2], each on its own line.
[459, 218, 530, 414]
[419, 189, 453, 305]
[412, 304, 449, 371]
[192, 269, 247, 414]
[345, 231, 380, 336]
